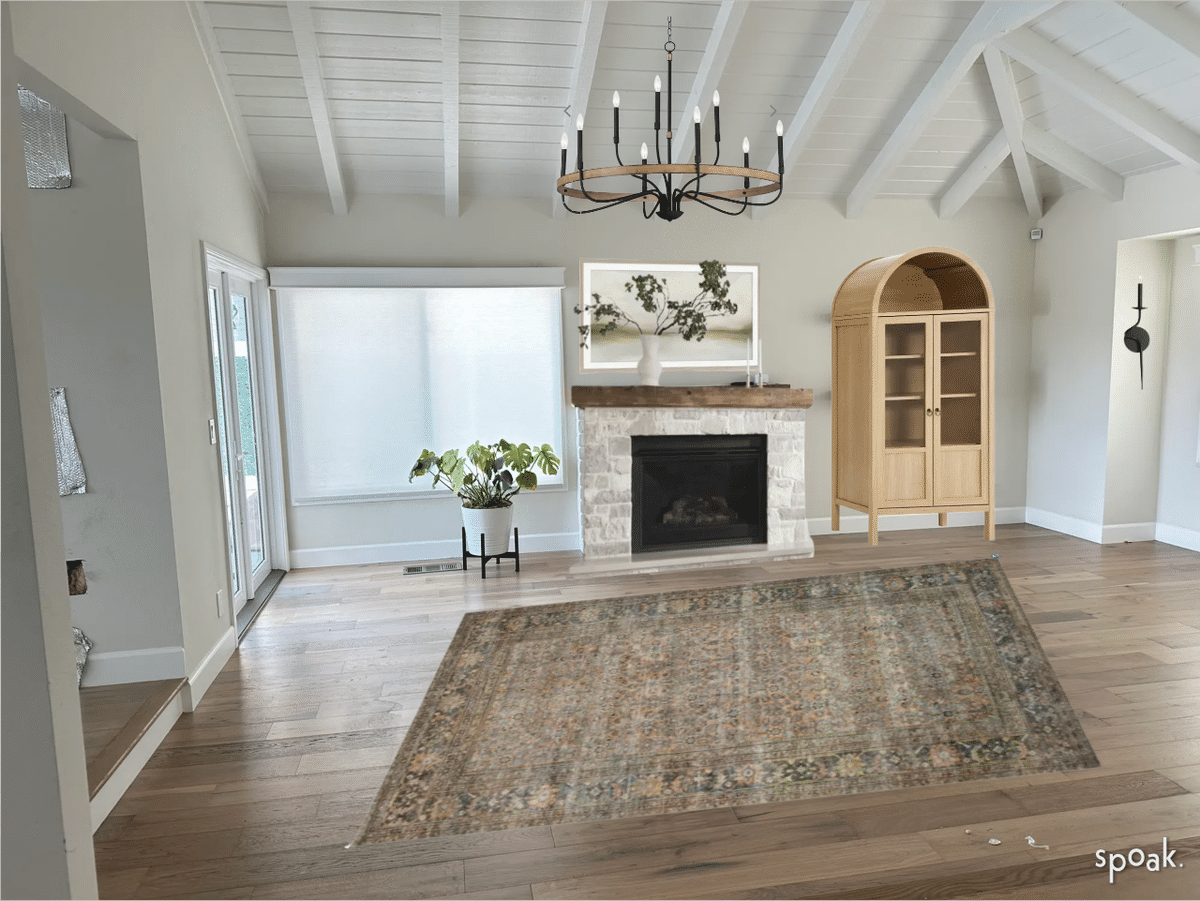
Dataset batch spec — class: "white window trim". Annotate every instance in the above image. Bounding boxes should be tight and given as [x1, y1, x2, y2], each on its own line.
[269, 267, 565, 289]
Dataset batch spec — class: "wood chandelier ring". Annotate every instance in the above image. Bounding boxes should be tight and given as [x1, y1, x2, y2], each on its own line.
[557, 164, 782, 202]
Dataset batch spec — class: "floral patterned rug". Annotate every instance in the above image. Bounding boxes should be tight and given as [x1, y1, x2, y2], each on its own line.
[356, 558, 1097, 843]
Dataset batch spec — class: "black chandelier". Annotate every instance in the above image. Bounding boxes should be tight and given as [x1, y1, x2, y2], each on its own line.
[557, 19, 784, 221]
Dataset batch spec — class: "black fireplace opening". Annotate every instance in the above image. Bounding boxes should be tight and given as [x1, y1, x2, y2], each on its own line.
[631, 434, 768, 554]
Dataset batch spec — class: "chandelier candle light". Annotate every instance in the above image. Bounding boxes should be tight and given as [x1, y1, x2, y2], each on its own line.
[557, 19, 784, 221]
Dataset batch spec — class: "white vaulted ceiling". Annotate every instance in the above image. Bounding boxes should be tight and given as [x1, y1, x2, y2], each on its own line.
[191, 0, 1200, 218]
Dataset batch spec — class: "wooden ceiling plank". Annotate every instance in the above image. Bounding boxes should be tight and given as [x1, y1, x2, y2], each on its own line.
[187, 1, 269, 213]
[287, 1, 348, 215]
[997, 26, 1200, 173]
[671, 1, 749, 166]
[1023, 122, 1125, 200]
[937, 130, 1010, 218]
[442, 3, 460, 219]
[553, 1, 608, 219]
[753, 1, 881, 220]
[983, 46, 1042, 217]
[1116, 0, 1200, 66]
[845, 0, 1057, 219]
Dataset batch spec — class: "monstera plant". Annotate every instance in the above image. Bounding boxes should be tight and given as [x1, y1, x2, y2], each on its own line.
[409, 440, 560, 557]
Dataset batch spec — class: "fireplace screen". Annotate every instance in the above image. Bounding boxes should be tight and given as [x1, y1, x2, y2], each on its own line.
[631, 434, 768, 553]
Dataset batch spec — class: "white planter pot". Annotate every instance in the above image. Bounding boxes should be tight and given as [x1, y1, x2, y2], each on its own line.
[461, 504, 513, 555]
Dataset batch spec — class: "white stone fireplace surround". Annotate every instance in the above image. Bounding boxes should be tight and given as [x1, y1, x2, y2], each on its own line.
[573, 387, 814, 573]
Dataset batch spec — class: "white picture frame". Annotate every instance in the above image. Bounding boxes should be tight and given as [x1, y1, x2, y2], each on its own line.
[578, 260, 759, 372]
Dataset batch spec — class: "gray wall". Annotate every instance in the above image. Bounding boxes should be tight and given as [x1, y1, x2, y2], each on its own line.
[266, 191, 1039, 562]
[1028, 166, 1200, 542]
[11, 0, 267, 686]
[1156, 237, 1200, 541]
[1102, 237, 1174, 534]
[29, 117, 185, 684]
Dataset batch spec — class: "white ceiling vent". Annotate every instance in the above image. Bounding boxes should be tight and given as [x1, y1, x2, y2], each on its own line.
[18, 85, 71, 189]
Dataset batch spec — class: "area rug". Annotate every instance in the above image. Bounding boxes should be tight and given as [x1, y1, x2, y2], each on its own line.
[356, 558, 1097, 843]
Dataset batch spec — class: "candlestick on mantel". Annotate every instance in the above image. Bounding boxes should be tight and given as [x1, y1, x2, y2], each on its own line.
[745, 339, 751, 387]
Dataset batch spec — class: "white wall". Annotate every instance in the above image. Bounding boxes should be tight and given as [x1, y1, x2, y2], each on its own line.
[10, 1, 266, 686]
[29, 118, 186, 685]
[1028, 167, 1200, 542]
[1156, 237, 1200, 550]
[2, 7, 96, 894]
[266, 192, 1038, 562]
[1102, 238, 1174, 539]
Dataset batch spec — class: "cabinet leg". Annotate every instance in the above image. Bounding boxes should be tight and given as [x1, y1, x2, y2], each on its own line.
[985, 510, 995, 541]
[832, 504, 840, 532]
[938, 512, 947, 527]
[868, 513, 878, 546]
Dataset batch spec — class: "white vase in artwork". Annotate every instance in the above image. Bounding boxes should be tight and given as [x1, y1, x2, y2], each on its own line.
[461, 504, 514, 555]
[637, 334, 663, 386]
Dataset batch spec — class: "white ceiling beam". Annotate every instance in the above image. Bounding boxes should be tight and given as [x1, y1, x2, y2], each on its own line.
[1116, 1, 1200, 67]
[553, 1, 607, 219]
[287, 2, 347, 216]
[983, 46, 1042, 218]
[845, 1, 1057, 219]
[1023, 123, 1124, 201]
[753, 1, 881, 220]
[441, 4, 460, 219]
[938, 131, 1010, 219]
[186, 1, 268, 214]
[998, 26, 1200, 173]
[671, 1, 749, 166]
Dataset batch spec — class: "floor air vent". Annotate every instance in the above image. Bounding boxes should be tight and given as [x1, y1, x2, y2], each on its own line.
[404, 561, 464, 575]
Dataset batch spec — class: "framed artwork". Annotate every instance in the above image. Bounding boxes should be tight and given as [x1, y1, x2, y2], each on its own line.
[578, 260, 759, 372]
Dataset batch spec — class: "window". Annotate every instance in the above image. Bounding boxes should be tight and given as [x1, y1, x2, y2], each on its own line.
[271, 268, 565, 503]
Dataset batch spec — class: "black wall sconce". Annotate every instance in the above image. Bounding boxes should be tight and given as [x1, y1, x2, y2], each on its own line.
[1123, 281, 1149, 390]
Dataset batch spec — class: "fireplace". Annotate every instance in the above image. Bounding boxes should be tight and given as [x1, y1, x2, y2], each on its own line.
[571, 387, 814, 569]
[632, 434, 768, 553]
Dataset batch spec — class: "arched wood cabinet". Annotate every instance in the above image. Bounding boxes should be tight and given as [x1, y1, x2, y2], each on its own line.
[831, 247, 995, 545]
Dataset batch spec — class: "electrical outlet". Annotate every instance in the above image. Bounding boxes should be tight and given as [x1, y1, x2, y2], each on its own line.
[209, 419, 217, 444]
[216, 589, 225, 617]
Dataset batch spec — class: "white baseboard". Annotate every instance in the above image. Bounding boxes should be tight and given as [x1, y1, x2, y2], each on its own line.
[79, 645, 186, 687]
[1099, 521, 1158, 544]
[290, 530, 582, 569]
[808, 506, 1026, 536]
[1025, 507, 1104, 544]
[1024, 510, 1198, 547]
[182, 626, 237, 712]
[90, 688, 184, 832]
[1155, 522, 1200, 552]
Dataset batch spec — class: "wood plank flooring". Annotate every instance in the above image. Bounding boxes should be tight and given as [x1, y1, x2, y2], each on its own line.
[92, 525, 1200, 899]
[81, 678, 185, 799]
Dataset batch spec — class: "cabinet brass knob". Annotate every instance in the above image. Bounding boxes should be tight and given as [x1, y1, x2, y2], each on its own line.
[926, 408, 933, 416]
[934, 408, 941, 415]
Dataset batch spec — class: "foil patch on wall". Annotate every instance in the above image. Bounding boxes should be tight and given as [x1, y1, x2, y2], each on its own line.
[50, 387, 86, 495]
[73, 627, 92, 687]
[18, 85, 72, 189]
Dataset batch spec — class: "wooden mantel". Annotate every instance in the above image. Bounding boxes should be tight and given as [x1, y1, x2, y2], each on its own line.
[571, 385, 814, 409]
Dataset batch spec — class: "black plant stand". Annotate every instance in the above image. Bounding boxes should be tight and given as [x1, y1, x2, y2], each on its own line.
[462, 526, 520, 579]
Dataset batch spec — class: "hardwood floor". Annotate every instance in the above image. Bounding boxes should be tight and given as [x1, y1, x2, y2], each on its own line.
[81, 678, 185, 799]
[92, 525, 1200, 899]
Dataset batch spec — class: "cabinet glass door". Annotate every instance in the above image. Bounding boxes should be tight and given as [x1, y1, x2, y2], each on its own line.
[937, 319, 982, 446]
[882, 318, 933, 506]
[883, 320, 929, 449]
[934, 316, 987, 504]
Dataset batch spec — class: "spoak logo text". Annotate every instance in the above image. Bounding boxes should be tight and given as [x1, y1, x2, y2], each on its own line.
[1095, 837, 1180, 883]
